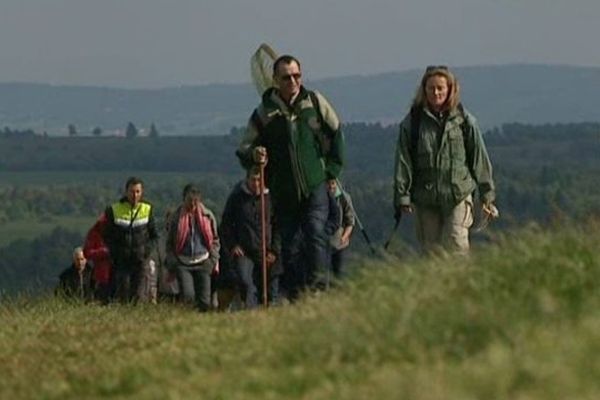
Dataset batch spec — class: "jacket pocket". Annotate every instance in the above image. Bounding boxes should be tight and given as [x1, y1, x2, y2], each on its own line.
[413, 168, 438, 206]
[459, 195, 474, 228]
[451, 167, 475, 204]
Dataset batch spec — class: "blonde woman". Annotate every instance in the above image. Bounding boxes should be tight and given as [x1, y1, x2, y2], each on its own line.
[394, 66, 498, 254]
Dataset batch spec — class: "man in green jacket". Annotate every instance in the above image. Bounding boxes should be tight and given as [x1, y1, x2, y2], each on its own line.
[394, 66, 498, 254]
[237, 54, 344, 299]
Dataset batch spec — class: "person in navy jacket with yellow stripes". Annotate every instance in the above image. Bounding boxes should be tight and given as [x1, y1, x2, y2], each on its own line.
[104, 177, 158, 302]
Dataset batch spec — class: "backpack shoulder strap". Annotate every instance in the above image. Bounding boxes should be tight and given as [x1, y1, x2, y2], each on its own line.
[457, 103, 468, 138]
[308, 90, 331, 156]
[308, 90, 324, 127]
[409, 106, 421, 163]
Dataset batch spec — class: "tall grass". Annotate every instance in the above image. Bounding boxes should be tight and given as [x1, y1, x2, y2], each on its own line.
[1, 224, 600, 399]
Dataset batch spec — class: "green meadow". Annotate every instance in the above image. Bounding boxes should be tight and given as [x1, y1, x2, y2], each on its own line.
[2, 225, 599, 399]
[0, 216, 94, 247]
[0, 171, 224, 186]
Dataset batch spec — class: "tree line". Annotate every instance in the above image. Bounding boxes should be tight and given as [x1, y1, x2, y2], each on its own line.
[1, 121, 600, 293]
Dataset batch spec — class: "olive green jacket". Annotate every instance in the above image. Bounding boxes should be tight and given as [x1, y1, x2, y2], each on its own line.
[394, 106, 495, 211]
[237, 87, 344, 207]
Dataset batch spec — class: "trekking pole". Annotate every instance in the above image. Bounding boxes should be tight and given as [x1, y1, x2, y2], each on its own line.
[259, 163, 268, 308]
[353, 209, 376, 255]
[335, 179, 377, 255]
[384, 216, 401, 251]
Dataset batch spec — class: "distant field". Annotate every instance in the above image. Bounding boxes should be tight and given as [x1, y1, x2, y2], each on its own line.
[0, 173, 131, 248]
[0, 172, 193, 243]
[0, 171, 217, 186]
[0, 216, 95, 247]
[0, 171, 239, 247]
[0, 172, 170, 247]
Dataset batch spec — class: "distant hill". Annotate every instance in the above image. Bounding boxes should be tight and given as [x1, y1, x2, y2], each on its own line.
[1, 64, 599, 135]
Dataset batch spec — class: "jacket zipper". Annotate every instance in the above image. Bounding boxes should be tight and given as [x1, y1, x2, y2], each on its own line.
[287, 113, 308, 200]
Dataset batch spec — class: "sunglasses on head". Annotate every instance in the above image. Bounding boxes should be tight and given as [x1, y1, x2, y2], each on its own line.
[426, 65, 448, 72]
[280, 73, 302, 82]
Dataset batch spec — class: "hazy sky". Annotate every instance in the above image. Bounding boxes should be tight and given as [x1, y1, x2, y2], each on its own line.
[0, 0, 598, 88]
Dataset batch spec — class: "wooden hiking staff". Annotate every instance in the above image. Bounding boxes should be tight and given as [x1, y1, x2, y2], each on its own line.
[259, 163, 268, 307]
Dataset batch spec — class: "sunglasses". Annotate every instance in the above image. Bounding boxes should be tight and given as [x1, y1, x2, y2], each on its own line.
[426, 65, 448, 72]
[280, 73, 302, 82]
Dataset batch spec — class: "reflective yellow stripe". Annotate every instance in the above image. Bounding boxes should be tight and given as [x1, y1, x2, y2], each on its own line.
[111, 202, 152, 227]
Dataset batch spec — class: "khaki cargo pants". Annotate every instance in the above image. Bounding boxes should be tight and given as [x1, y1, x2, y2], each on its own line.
[415, 195, 473, 255]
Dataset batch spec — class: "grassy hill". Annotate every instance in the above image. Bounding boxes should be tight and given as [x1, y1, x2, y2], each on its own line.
[2, 224, 600, 399]
[1, 64, 599, 135]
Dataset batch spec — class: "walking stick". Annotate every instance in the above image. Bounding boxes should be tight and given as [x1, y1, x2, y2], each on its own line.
[384, 216, 401, 251]
[353, 208, 377, 255]
[335, 179, 377, 255]
[259, 163, 268, 307]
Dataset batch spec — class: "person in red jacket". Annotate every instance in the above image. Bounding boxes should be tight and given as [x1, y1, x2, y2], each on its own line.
[83, 212, 113, 303]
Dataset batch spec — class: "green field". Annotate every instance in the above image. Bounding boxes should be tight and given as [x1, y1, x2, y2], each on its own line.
[0, 170, 202, 247]
[0, 216, 94, 247]
[1, 225, 599, 399]
[0, 171, 239, 246]
[0, 171, 226, 186]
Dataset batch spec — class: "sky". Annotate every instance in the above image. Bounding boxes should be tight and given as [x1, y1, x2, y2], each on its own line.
[0, 0, 599, 88]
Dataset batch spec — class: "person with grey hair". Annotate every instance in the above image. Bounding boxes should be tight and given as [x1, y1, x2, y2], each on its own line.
[56, 246, 95, 300]
[394, 66, 498, 254]
[165, 184, 220, 312]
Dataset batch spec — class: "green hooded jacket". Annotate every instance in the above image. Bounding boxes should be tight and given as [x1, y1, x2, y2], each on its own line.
[237, 87, 344, 208]
[394, 105, 495, 211]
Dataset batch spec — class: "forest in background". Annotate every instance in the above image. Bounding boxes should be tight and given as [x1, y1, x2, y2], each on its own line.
[1, 121, 600, 293]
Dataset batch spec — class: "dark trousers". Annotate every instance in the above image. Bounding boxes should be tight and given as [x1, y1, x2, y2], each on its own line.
[330, 248, 347, 280]
[278, 183, 329, 300]
[235, 256, 258, 309]
[112, 267, 143, 303]
[235, 255, 280, 308]
[95, 282, 113, 305]
[176, 264, 212, 312]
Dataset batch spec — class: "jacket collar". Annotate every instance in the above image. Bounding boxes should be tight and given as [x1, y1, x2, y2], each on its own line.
[422, 104, 464, 127]
[240, 180, 269, 196]
[264, 86, 310, 112]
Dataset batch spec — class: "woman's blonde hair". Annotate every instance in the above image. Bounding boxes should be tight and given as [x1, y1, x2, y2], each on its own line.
[411, 66, 461, 111]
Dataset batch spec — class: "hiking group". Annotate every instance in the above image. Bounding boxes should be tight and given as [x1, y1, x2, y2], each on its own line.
[56, 56, 498, 310]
